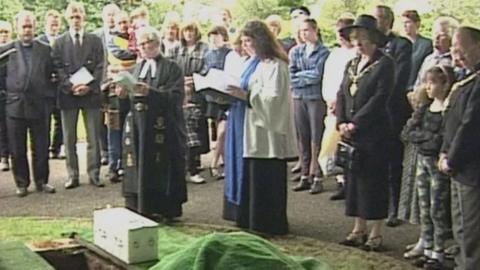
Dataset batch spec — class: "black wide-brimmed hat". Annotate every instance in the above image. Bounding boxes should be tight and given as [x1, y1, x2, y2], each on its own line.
[340, 14, 386, 45]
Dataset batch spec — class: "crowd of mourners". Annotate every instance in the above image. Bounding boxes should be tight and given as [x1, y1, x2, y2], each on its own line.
[1, 2, 480, 269]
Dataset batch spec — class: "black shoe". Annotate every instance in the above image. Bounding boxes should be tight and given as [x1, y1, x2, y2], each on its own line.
[424, 258, 444, 270]
[1, 158, 9, 171]
[412, 255, 428, 268]
[290, 174, 301, 182]
[15, 187, 28, 197]
[101, 157, 109, 166]
[36, 183, 56, 193]
[360, 235, 383, 252]
[330, 184, 345, 200]
[49, 152, 58, 159]
[339, 231, 367, 247]
[108, 171, 121, 183]
[292, 177, 311, 192]
[89, 178, 105, 187]
[64, 179, 79, 189]
[386, 217, 402, 227]
[309, 180, 324, 194]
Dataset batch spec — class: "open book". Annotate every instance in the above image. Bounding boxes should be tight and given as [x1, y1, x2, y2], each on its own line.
[112, 71, 138, 92]
[193, 69, 241, 105]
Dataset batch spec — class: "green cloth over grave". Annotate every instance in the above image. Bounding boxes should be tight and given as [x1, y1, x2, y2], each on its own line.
[80, 227, 331, 270]
[149, 231, 331, 270]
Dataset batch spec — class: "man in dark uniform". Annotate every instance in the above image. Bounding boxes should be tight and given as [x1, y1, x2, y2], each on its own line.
[37, 9, 64, 159]
[374, 5, 413, 227]
[0, 11, 56, 197]
[52, 1, 105, 189]
[118, 26, 187, 220]
[440, 26, 480, 270]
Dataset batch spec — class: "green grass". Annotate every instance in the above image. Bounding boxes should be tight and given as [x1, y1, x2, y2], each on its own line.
[0, 217, 415, 270]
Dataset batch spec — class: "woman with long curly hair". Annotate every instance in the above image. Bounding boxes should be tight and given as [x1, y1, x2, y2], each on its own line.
[223, 20, 297, 235]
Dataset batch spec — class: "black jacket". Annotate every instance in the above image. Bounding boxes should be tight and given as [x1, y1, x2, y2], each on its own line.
[52, 31, 104, 110]
[383, 32, 413, 134]
[441, 73, 480, 187]
[402, 104, 443, 156]
[0, 40, 55, 119]
[336, 50, 395, 145]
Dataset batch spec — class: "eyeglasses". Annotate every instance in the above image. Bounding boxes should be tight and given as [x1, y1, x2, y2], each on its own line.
[0, 30, 10, 34]
[137, 39, 154, 47]
[69, 15, 82, 20]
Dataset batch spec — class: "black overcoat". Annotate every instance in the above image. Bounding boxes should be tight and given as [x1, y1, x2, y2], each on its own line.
[336, 50, 395, 219]
[122, 54, 187, 217]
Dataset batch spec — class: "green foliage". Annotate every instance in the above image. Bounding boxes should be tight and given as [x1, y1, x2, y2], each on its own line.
[0, 0, 23, 23]
[0, 0, 479, 46]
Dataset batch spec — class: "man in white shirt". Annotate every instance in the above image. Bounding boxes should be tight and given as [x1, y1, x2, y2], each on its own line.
[52, 1, 105, 189]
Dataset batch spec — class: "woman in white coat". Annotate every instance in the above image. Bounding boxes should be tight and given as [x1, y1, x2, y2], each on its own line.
[225, 20, 297, 235]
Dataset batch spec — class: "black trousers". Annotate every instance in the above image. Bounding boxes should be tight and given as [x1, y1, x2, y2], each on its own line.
[6, 116, 49, 188]
[388, 137, 404, 219]
[0, 108, 8, 158]
[48, 106, 63, 154]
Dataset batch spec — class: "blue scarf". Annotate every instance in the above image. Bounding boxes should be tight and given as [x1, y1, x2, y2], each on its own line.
[224, 56, 260, 206]
[240, 57, 260, 91]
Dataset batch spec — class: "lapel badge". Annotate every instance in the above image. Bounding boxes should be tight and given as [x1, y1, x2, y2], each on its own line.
[155, 134, 164, 144]
[135, 103, 147, 111]
[154, 117, 165, 130]
[126, 153, 134, 167]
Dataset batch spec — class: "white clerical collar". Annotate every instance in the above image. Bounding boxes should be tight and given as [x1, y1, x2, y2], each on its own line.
[69, 28, 84, 45]
[139, 59, 157, 79]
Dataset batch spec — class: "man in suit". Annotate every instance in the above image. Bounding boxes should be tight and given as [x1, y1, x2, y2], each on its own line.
[374, 5, 413, 227]
[0, 10, 56, 197]
[440, 26, 480, 270]
[38, 9, 64, 160]
[94, 3, 121, 166]
[52, 1, 105, 189]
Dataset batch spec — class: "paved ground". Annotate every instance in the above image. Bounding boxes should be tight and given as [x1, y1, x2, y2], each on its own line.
[0, 143, 420, 263]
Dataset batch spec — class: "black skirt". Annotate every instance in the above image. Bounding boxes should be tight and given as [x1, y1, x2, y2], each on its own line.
[344, 144, 389, 220]
[223, 158, 289, 235]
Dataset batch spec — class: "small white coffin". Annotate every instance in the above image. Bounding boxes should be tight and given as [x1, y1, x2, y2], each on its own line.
[93, 207, 159, 264]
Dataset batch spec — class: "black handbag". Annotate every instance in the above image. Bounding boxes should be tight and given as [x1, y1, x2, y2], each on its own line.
[334, 141, 359, 172]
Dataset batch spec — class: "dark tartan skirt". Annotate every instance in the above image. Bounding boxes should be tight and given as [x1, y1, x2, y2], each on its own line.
[398, 143, 421, 224]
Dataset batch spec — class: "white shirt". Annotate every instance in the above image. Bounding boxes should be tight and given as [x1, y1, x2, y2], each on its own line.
[139, 59, 157, 79]
[69, 28, 84, 46]
[321, 46, 357, 104]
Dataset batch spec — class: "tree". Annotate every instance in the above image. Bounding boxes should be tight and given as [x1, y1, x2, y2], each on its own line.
[0, 0, 23, 23]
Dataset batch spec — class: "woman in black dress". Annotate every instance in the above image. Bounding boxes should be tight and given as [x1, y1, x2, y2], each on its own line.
[336, 15, 395, 251]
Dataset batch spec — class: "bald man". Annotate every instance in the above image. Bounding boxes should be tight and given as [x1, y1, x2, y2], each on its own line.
[440, 26, 480, 270]
[0, 11, 56, 196]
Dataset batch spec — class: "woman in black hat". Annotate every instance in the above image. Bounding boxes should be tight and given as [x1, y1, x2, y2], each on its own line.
[336, 14, 394, 251]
